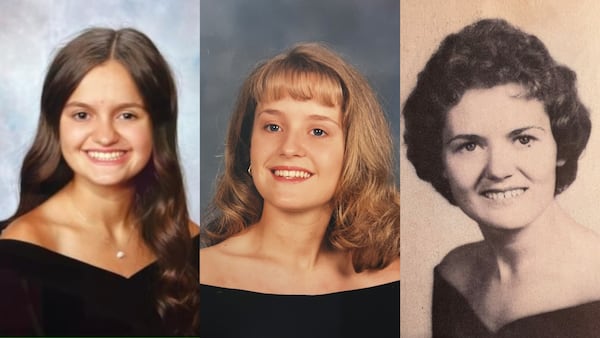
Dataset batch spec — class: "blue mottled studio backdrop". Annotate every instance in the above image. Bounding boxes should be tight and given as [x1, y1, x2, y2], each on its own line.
[0, 0, 200, 222]
[200, 0, 400, 215]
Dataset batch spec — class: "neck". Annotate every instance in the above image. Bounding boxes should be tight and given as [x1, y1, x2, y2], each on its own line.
[478, 201, 576, 282]
[249, 203, 339, 271]
[65, 178, 137, 233]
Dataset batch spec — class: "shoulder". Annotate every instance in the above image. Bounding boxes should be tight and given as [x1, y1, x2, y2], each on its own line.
[1, 212, 48, 247]
[188, 220, 200, 237]
[355, 256, 400, 289]
[199, 237, 240, 285]
[374, 256, 400, 282]
[1, 196, 69, 250]
[199, 229, 257, 285]
[437, 240, 488, 289]
[566, 225, 600, 293]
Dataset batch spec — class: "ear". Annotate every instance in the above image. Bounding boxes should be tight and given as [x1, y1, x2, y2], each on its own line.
[556, 158, 566, 167]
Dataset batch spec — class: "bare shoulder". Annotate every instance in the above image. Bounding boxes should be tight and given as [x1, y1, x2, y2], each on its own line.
[188, 220, 200, 237]
[357, 256, 400, 288]
[570, 225, 600, 282]
[1, 210, 49, 246]
[199, 236, 245, 285]
[1, 195, 72, 250]
[377, 256, 400, 280]
[437, 240, 488, 288]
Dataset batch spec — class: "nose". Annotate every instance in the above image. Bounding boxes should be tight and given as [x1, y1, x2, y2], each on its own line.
[279, 130, 305, 157]
[92, 118, 119, 146]
[483, 144, 513, 181]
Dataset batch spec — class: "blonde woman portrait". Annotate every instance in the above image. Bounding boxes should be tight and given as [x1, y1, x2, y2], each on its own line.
[200, 42, 399, 338]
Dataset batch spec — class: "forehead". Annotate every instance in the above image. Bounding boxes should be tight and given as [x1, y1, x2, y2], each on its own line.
[254, 65, 344, 110]
[444, 84, 549, 136]
[256, 96, 341, 123]
[67, 60, 143, 105]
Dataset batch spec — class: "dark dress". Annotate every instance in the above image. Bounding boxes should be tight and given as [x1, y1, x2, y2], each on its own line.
[0, 235, 199, 336]
[432, 266, 600, 338]
[199, 281, 399, 338]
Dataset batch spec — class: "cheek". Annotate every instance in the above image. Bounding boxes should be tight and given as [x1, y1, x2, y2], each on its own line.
[249, 134, 263, 161]
[322, 140, 345, 177]
[59, 122, 87, 150]
[522, 147, 558, 181]
[123, 123, 153, 152]
[444, 154, 484, 191]
[250, 133, 278, 162]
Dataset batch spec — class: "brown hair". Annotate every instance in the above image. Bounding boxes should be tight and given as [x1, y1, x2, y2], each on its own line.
[403, 19, 591, 205]
[204, 42, 399, 272]
[1, 27, 198, 335]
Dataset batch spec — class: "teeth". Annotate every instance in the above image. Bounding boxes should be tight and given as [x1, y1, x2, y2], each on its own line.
[87, 151, 125, 161]
[273, 169, 311, 179]
[484, 188, 525, 200]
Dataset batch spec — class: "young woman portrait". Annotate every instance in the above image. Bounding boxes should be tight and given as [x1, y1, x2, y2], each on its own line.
[0, 27, 199, 336]
[200, 42, 400, 338]
[403, 18, 600, 337]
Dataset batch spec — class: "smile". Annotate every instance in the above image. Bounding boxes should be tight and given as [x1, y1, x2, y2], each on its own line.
[482, 188, 526, 201]
[273, 169, 312, 179]
[86, 151, 126, 161]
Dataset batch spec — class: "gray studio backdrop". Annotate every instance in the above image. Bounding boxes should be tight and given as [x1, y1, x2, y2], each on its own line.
[0, 0, 200, 223]
[200, 0, 400, 217]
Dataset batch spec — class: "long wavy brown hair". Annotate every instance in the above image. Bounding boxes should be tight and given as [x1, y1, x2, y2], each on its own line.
[204, 42, 399, 272]
[1, 28, 198, 335]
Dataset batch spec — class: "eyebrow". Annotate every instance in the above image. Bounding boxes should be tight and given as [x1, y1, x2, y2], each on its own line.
[508, 126, 546, 137]
[258, 109, 341, 127]
[64, 101, 146, 111]
[445, 126, 547, 145]
[444, 134, 483, 146]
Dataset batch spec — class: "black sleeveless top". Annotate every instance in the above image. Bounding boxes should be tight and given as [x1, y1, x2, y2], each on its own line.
[200, 281, 400, 338]
[0, 235, 199, 336]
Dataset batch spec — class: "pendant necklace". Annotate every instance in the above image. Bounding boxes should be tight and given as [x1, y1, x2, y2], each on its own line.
[68, 194, 136, 260]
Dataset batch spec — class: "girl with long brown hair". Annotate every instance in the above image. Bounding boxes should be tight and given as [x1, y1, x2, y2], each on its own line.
[0, 27, 198, 335]
[200, 42, 400, 338]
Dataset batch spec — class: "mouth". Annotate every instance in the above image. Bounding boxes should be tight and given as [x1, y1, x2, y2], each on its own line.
[86, 150, 127, 161]
[481, 188, 527, 201]
[271, 167, 313, 180]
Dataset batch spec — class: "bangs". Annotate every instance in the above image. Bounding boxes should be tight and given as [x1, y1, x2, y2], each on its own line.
[252, 58, 345, 109]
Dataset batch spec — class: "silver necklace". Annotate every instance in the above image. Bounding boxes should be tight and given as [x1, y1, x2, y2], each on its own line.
[68, 194, 136, 259]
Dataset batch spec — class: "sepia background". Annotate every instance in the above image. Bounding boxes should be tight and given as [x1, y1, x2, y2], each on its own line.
[200, 0, 400, 217]
[401, 0, 600, 336]
[0, 0, 200, 223]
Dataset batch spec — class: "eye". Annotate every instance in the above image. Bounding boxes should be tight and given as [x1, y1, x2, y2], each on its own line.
[119, 112, 137, 120]
[310, 128, 327, 137]
[72, 111, 89, 120]
[265, 124, 281, 132]
[516, 135, 532, 145]
[459, 142, 477, 152]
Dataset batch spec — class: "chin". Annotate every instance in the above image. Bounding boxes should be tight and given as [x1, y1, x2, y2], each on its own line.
[267, 198, 332, 214]
[474, 214, 536, 231]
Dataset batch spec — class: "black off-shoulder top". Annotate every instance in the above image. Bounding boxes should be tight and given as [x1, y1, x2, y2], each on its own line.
[0, 234, 199, 336]
[200, 280, 400, 338]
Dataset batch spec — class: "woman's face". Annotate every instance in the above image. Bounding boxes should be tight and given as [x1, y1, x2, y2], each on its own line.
[250, 96, 345, 213]
[59, 60, 153, 188]
[442, 83, 560, 230]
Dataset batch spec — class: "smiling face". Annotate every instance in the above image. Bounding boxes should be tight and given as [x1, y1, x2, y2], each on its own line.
[442, 83, 561, 230]
[59, 60, 153, 188]
[250, 96, 345, 213]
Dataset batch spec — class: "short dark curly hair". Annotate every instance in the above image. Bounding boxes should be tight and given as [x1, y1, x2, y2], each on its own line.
[403, 18, 591, 205]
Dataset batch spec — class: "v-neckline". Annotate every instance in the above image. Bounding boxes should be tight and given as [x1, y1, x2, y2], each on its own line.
[434, 267, 600, 335]
[0, 238, 158, 280]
